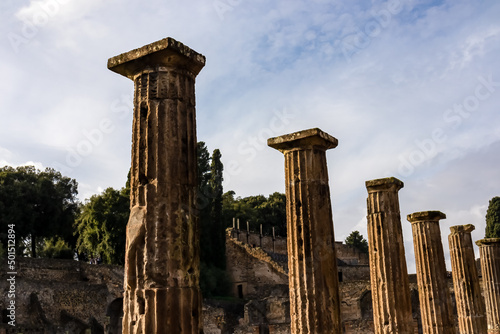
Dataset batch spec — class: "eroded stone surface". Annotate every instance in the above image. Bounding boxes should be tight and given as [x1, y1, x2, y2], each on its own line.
[408, 211, 456, 334]
[268, 128, 341, 334]
[365, 177, 414, 334]
[476, 238, 500, 334]
[448, 224, 487, 333]
[108, 37, 205, 334]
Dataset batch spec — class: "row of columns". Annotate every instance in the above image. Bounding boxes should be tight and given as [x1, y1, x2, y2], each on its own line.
[366, 177, 500, 334]
[268, 130, 500, 333]
[108, 37, 499, 334]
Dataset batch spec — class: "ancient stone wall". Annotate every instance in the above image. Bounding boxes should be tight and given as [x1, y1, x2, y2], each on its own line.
[335, 242, 369, 265]
[229, 229, 369, 266]
[0, 258, 123, 334]
[229, 229, 287, 255]
[338, 264, 370, 282]
[2, 256, 468, 333]
[226, 233, 288, 300]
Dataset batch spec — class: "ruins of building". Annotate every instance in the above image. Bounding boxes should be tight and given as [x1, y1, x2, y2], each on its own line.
[3, 36, 500, 334]
[0, 257, 123, 334]
[226, 227, 370, 300]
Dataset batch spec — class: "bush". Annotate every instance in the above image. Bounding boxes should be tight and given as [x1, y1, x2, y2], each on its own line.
[41, 238, 74, 260]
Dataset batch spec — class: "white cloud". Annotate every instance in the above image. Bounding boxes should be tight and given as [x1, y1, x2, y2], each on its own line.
[0, 147, 13, 162]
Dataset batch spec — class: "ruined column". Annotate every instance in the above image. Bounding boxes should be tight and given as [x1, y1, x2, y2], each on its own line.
[268, 128, 341, 334]
[408, 211, 456, 334]
[449, 225, 487, 333]
[108, 38, 205, 334]
[365, 177, 414, 334]
[476, 238, 500, 334]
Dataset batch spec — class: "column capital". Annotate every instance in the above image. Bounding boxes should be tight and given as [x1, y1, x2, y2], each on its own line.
[449, 224, 475, 235]
[476, 238, 500, 247]
[267, 128, 338, 153]
[365, 177, 404, 193]
[107, 37, 206, 80]
[407, 211, 446, 223]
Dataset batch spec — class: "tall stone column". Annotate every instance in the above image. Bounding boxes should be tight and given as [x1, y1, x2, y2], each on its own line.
[365, 177, 414, 334]
[407, 211, 456, 334]
[268, 128, 341, 334]
[476, 238, 500, 334]
[448, 225, 487, 333]
[108, 38, 205, 334]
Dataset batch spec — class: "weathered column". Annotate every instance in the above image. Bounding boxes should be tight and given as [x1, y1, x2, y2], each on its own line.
[108, 38, 205, 334]
[365, 177, 414, 334]
[407, 211, 456, 334]
[268, 128, 341, 334]
[448, 225, 487, 333]
[476, 238, 500, 333]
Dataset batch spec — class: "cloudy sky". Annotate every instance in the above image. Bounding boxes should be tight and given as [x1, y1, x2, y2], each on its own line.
[1, 0, 499, 272]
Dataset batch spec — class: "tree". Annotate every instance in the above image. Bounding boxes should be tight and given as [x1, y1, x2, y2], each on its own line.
[197, 142, 211, 195]
[40, 237, 74, 259]
[221, 192, 287, 237]
[209, 149, 225, 269]
[255, 192, 286, 236]
[197, 142, 213, 265]
[0, 166, 78, 257]
[74, 187, 129, 264]
[345, 230, 369, 254]
[196, 143, 230, 297]
[485, 196, 500, 238]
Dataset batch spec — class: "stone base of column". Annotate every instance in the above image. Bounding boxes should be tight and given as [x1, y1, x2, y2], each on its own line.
[123, 287, 202, 334]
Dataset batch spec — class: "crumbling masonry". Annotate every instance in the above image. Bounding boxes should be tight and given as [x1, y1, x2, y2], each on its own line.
[365, 177, 414, 334]
[448, 225, 487, 333]
[408, 211, 456, 334]
[108, 38, 205, 334]
[476, 238, 500, 334]
[268, 128, 342, 334]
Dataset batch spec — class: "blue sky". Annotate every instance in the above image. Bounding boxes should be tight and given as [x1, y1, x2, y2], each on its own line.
[1, 0, 499, 273]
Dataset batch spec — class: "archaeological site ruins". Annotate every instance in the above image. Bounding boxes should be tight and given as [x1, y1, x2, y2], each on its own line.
[1, 36, 499, 334]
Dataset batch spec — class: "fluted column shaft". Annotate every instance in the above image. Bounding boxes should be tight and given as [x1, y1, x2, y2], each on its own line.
[449, 225, 487, 333]
[366, 177, 414, 334]
[476, 238, 500, 334]
[268, 128, 341, 334]
[408, 211, 456, 334]
[108, 38, 205, 334]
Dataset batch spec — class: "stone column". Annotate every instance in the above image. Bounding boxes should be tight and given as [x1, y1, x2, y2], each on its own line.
[268, 128, 341, 334]
[108, 38, 205, 334]
[365, 177, 414, 334]
[448, 225, 487, 333]
[407, 211, 456, 334]
[476, 238, 500, 334]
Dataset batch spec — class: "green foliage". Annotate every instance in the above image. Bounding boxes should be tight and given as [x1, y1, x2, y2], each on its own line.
[345, 230, 369, 253]
[222, 192, 286, 237]
[209, 149, 225, 269]
[74, 187, 129, 264]
[196, 143, 230, 296]
[0, 166, 79, 257]
[197, 142, 211, 194]
[197, 144, 226, 268]
[485, 196, 500, 238]
[40, 237, 74, 259]
[197, 142, 214, 265]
